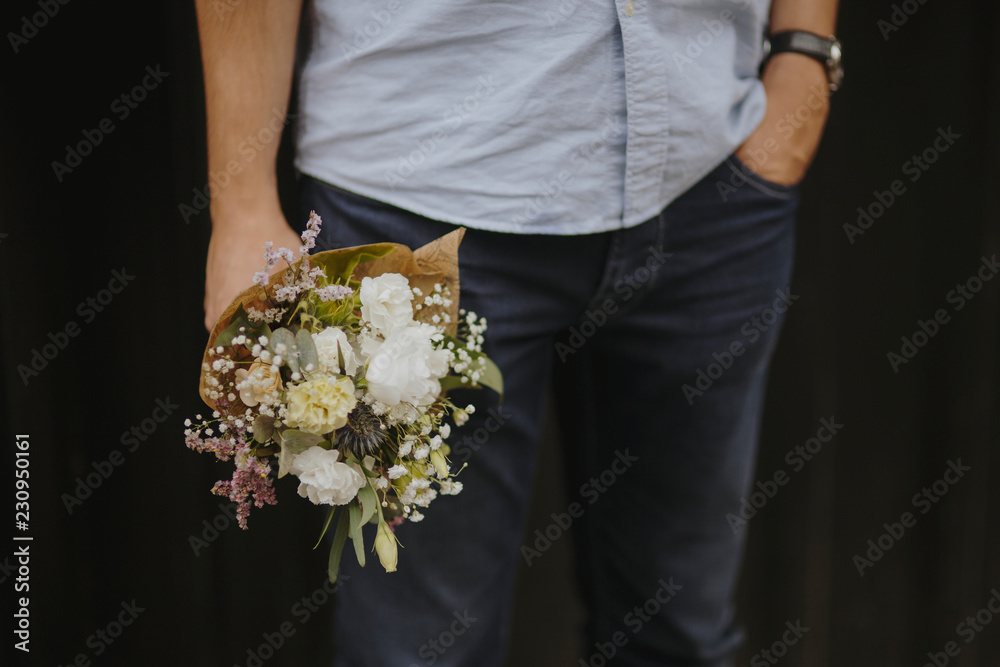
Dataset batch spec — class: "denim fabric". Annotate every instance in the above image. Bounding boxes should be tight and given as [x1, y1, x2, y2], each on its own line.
[296, 155, 798, 667]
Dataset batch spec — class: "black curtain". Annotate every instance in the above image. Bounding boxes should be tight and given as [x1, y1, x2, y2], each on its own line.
[3, 1, 997, 665]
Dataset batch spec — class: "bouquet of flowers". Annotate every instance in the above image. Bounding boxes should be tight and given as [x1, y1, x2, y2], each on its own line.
[185, 213, 502, 581]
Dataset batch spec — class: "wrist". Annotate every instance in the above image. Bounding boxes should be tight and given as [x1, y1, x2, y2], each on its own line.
[762, 52, 829, 91]
[208, 186, 285, 232]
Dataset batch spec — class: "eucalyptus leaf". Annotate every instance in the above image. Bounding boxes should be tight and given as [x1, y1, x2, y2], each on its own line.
[328, 509, 351, 583]
[269, 328, 299, 373]
[296, 327, 320, 374]
[279, 429, 327, 448]
[252, 415, 275, 444]
[277, 429, 327, 478]
[349, 500, 366, 567]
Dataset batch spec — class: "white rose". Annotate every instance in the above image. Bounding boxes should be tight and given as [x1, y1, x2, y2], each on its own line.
[312, 327, 359, 375]
[234, 361, 282, 407]
[360, 273, 414, 333]
[364, 322, 450, 407]
[290, 446, 366, 505]
[284, 375, 357, 435]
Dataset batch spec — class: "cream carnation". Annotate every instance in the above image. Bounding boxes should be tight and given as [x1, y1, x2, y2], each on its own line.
[234, 361, 282, 407]
[284, 375, 357, 435]
[290, 446, 366, 505]
[312, 327, 359, 375]
[360, 273, 414, 333]
[364, 323, 450, 407]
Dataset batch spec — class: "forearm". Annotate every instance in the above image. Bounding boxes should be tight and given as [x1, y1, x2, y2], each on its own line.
[769, 0, 838, 35]
[194, 0, 303, 228]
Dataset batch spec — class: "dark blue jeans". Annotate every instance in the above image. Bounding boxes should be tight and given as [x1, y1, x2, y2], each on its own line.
[297, 156, 799, 667]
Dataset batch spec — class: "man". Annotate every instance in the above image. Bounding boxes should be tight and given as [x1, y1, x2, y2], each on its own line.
[196, 1, 839, 665]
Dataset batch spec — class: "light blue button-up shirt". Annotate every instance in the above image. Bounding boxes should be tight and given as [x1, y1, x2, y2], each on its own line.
[296, 0, 770, 234]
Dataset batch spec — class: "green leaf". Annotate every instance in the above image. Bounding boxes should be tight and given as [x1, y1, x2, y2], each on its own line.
[438, 376, 468, 393]
[327, 509, 351, 583]
[214, 305, 251, 348]
[349, 500, 366, 567]
[342, 455, 380, 477]
[268, 328, 299, 373]
[437, 335, 504, 399]
[295, 327, 319, 374]
[252, 415, 275, 443]
[473, 354, 504, 398]
[276, 429, 327, 478]
[311, 244, 396, 284]
[279, 429, 327, 448]
[357, 484, 378, 526]
[313, 506, 337, 550]
[214, 306, 271, 348]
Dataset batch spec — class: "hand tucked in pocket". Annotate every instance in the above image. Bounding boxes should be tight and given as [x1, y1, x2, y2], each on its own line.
[735, 52, 832, 187]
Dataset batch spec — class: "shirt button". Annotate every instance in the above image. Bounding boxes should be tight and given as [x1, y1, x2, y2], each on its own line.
[625, 1, 635, 17]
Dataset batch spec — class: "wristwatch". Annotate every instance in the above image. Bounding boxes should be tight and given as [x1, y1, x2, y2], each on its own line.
[764, 30, 844, 92]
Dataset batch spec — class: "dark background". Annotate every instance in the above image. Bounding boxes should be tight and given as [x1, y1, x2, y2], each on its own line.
[2, 1, 998, 665]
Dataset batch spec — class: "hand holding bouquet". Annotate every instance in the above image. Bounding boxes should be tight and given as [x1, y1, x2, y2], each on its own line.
[185, 214, 501, 581]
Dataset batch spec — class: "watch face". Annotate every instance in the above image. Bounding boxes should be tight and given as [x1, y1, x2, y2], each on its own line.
[828, 40, 843, 91]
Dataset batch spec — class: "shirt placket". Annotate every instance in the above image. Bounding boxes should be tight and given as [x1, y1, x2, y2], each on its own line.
[614, 0, 670, 226]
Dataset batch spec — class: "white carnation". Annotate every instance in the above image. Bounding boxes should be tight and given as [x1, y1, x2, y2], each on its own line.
[290, 446, 366, 506]
[364, 322, 450, 408]
[360, 273, 414, 334]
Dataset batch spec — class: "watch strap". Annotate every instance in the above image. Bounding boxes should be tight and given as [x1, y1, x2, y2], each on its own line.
[766, 30, 843, 92]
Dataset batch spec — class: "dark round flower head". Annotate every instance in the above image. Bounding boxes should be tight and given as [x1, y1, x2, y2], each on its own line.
[337, 402, 389, 459]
